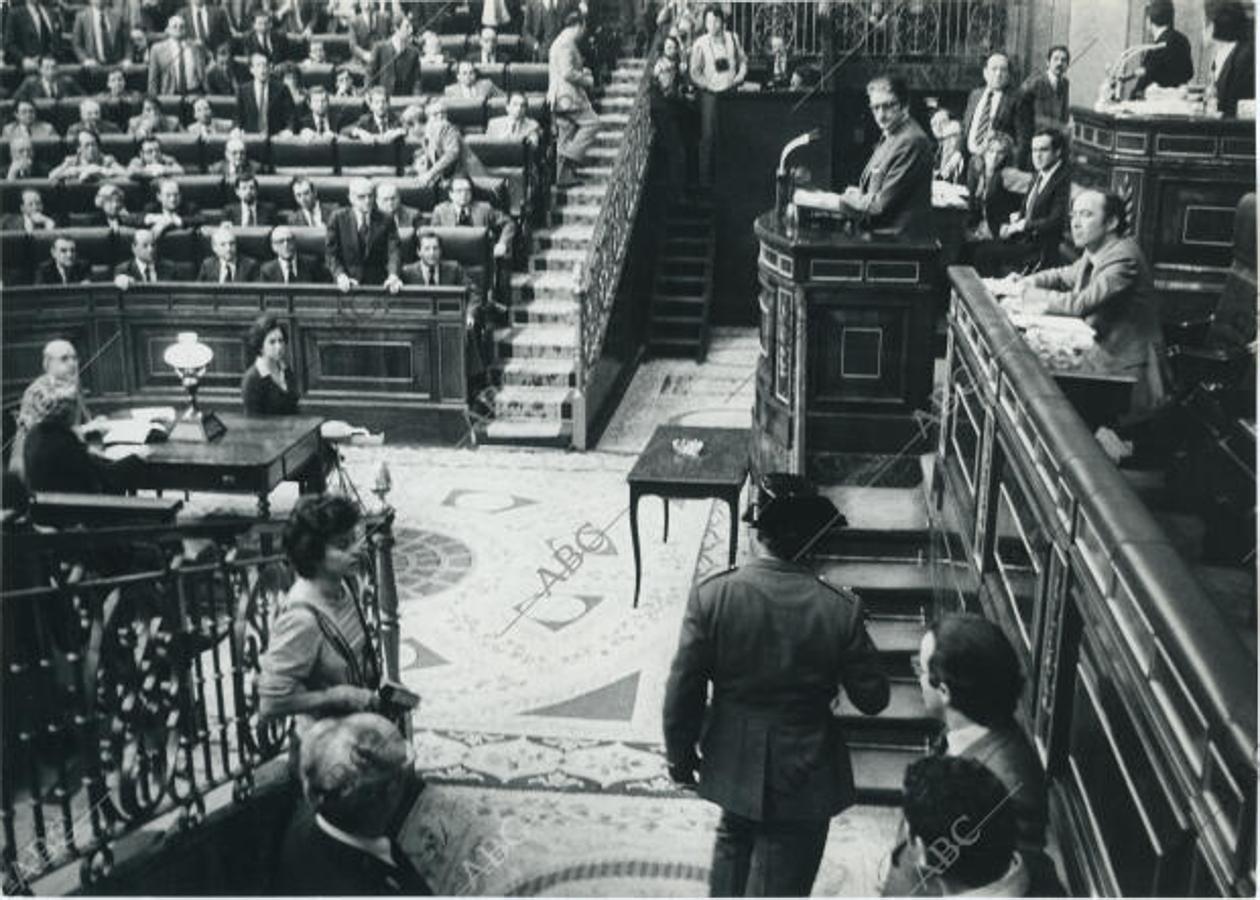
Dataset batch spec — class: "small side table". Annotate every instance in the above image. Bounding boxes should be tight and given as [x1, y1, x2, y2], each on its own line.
[626, 425, 750, 608]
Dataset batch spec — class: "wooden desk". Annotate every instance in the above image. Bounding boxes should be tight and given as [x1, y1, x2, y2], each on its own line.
[115, 413, 327, 517]
[627, 425, 749, 608]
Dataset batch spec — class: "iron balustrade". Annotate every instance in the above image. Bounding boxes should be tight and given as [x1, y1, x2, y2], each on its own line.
[936, 266, 1256, 896]
[0, 507, 402, 894]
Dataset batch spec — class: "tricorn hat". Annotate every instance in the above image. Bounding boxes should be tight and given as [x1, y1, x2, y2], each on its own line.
[743, 473, 846, 554]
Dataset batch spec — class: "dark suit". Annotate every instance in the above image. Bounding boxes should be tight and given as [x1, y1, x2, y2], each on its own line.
[275, 806, 432, 896]
[1133, 26, 1194, 96]
[289, 106, 343, 137]
[14, 74, 82, 101]
[853, 114, 934, 238]
[385, 205, 422, 230]
[966, 164, 1023, 240]
[242, 29, 291, 63]
[237, 78, 295, 135]
[970, 162, 1070, 276]
[430, 200, 516, 248]
[1214, 41, 1255, 118]
[284, 202, 334, 229]
[403, 257, 485, 391]
[882, 724, 1062, 897]
[368, 37, 420, 97]
[961, 85, 1018, 158]
[226, 201, 278, 227]
[259, 254, 322, 283]
[1015, 72, 1068, 166]
[179, 3, 232, 51]
[197, 255, 260, 282]
[401, 258, 465, 287]
[325, 207, 400, 284]
[1026, 235, 1167, 418]
[114, 257, 176, 281]
[664, 556, 889, 896]
[5, 3, 58, 62]
[71, 7, 128, 64]
[35, 261, 92, 285]
[351, 110, 401, 137]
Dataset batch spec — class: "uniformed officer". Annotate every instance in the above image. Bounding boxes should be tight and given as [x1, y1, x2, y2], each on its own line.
[663, 473, 890, 897]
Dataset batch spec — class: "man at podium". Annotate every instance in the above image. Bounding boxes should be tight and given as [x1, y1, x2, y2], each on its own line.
[835, 75, 934, 239]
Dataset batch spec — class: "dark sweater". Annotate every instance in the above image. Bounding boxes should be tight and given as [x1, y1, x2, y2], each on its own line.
[241, 365, 300, 416]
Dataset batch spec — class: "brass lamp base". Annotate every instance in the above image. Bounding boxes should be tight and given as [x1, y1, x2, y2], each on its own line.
[168, 407, 228, 443]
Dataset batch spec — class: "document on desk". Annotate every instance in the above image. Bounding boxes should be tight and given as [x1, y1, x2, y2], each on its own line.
[793, 188, 844, 212]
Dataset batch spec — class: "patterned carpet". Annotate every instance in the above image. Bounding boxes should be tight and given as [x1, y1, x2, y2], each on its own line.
[184, 329, 902, 894]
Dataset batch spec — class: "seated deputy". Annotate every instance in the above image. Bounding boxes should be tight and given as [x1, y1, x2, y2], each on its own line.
[20, 377, 141, 493]
[274, 713, 431, 895]
[242, 313, 300, 415]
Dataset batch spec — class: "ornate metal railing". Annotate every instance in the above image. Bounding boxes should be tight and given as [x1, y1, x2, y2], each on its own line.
[729, 0, 1007, 59]
[573, 51, 656, 436]
[0, 507, 400, 894]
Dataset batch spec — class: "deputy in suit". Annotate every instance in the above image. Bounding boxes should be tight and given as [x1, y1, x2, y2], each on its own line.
[238, 53, 294, 135]
[486, 92, 543, 144]
[15, 55, 84, 101]
[972, 128, 1070, 276]
[113, 228, 176, 288]
[368, 13, 420, 97]
[1132, 0, 1194, 97]
[148, 16, 209, 95]
[548, 12, 601, 187]
[143, 177, 203, 238]
[374, 182, 422, 231]
[274, 714, 431, 896]
[1206, 1, 1255, 118]
[35, 237, 93, 285]
[430, 175, 516, 259]
[997, 189, 1167, 423]
[325, 177, 403, 292]
[230, 173, 278, 227]
[1015, 44, 1069, 168]
[179, 0, 232, 51]
[445, 59, 504, 101]
[961, 52, 1017, 172]
[402, 231, 487, 401]
[837, 74, 933, 239]
[198, 224, 261, 282]
[348, 85, 407, 142]
[288, 85, 343, 138]
[412, 99, 483, 190]
[0, 189, 57, 232]
[5, 137, 48, 180]
[5, 0, 59, 68]
[3, 100, 58, 139]
[242, 9, 291, 62]
[285, 175, 334, 228]
[259, 225, 323, 283]
[664, 474, 890, 897]
[881, 614, 1061, 897]
[72, 0, 128, 65]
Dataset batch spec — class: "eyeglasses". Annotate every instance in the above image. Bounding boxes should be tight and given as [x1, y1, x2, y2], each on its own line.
[869, 100, 901, 112]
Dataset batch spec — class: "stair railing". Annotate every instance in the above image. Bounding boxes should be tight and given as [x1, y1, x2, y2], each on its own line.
[0, 506, 401, 894]
[572, 51, 657, 449]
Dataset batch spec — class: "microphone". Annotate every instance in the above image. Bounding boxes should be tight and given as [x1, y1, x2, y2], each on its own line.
[1098, 42, 1162, 105]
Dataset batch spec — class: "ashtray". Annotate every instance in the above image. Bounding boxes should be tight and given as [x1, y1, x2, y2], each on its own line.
[672, 437, 705, 458]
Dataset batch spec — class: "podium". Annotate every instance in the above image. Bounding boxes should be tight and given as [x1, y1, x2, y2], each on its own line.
[751, 211, 940, 477]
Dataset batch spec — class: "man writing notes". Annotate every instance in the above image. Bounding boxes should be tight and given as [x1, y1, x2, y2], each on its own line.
[836, 74, 933, 239]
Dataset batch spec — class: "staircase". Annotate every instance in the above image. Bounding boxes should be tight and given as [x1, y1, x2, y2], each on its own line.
[481, 58, 647, 446]
[811, 458, 946, 803]
[647, 195, 715, 361]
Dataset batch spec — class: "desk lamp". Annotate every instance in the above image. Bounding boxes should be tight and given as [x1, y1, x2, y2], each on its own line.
[164, 332, 227, 443]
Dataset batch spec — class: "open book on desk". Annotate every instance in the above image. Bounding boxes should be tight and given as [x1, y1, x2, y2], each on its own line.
[99, 407, 176, 446]
[793, 188, 844, 212]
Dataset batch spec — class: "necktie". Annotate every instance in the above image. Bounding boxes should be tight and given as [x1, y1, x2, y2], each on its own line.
[95, 11, 107, 61]
[1076, 257, 1093, 293]
[974, 91, 992, 151]
[458, 207, 470, 226]
[264, 33, 271, 56]
[60, 267, 68, 285]
[258, 84, 268, 132]
[426, 265, 435, 285]
[316, 115, 326, 135]
[44, 79, 56, 99]
[358, 214, 368, 250]
[221, 263, 232, 282]
[31, 5, 43, 42]
[146, 265, 155, 282]
[176, 42, 187, 93]
[244, 205, 254, 226]
[1025, 173, 1042, 219]
[197, 9, 208, 42]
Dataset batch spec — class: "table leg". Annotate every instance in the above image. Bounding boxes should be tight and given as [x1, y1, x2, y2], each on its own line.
[726, 493, 739, 567]
[630, 488, 642, 609]
[662, 497, 669, 543]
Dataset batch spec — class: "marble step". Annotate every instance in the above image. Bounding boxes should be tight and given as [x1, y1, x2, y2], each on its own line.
[602, 81, 639, 96]
[597, 98, 635, 113]
[598, 112, 630, 126]
[482, 419, 572, 445]
[530, 247, 585, 272]
[510, 270, 577, 302]
[586, 145, 620, 161]
[511, 297, 579, 325]
[498, 357, 577, 388]
[551, 203, 602, 226]
[495, 324, 577, 359]
[551, 182, 609, 203]
[532, 224, 595, 251]
[489, 385, 573, 420]
[594, 129, 624, 145]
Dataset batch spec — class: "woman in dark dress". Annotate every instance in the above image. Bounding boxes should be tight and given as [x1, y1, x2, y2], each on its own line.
[241, 314, 300, 416]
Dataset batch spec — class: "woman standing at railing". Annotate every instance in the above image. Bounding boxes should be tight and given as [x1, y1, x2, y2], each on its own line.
[260, 495, 383, 746]
[688, 3, 745, 187]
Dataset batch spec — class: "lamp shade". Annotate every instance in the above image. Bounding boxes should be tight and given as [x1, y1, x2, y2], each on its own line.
[163, 332, 214, 372]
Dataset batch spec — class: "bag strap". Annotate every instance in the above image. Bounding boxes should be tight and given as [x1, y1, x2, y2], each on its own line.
[288, 600, 378, 689]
